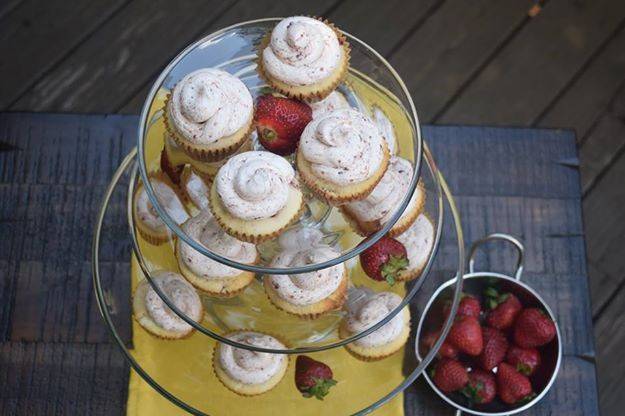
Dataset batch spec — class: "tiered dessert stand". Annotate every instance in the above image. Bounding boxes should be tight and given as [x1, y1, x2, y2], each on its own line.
[92, 18, 466, 415]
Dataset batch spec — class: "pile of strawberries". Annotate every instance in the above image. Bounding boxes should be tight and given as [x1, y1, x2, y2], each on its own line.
[421, 287, 557, 406]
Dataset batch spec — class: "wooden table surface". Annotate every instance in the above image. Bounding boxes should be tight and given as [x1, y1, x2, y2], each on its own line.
[1, 0, 624, 414]
[0, 112, 598, 415]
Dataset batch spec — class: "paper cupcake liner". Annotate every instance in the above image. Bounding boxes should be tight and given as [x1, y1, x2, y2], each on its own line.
[163, 95, 254, 163]
[339, 319, 411, 362]
[257, 17, 351, 102]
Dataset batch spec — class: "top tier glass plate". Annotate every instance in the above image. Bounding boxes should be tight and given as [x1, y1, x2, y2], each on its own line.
[136, 18, 424, 274]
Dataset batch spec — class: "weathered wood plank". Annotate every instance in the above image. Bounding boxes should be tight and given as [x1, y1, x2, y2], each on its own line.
[389, 0, 533, 122]
[440, 0, 625, 125]
[0, 0, 129, 109]
[0, 342, 129, 415]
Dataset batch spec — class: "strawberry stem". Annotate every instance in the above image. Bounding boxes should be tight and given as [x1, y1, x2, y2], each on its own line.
[302, 377, 337, 400]
[381, 255, 409, 285]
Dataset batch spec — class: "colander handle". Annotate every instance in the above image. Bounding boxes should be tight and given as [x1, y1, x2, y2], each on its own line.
[468, 233, 524, 280]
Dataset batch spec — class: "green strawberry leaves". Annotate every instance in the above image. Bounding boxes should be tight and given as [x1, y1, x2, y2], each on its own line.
[302, 377, 338, 400]
[381, 255, 409, 285]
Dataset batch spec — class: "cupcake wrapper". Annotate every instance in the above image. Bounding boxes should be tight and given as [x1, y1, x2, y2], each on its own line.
[163, 95, 254, 163]
[257, 17, 351, 102]
[339, 318, 411, 362]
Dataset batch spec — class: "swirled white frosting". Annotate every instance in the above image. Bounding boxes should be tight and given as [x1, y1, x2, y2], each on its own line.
[310, 91, 350, 119]
[178, 211, 257, 278]
[344, 157, 420, 224]
[266, 246, 344, 305]
[373, 106, 397, 155]
[182, 169, 210, 210]
[396, 214, 434, 273]
[135, 177, 189, 231]
[344, 288, 406, 348]
[215, 151, 297, 220]
[299, 109, 387, 185]
[277, 226, 324, 251]
[218, 331, 287, 384]
[144, 271, 202, 332]
[262, 16, 343, 86]
[167, 68, 253, 144]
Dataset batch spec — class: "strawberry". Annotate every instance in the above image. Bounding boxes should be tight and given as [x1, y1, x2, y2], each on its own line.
[462, 369, 496, 404]
[478, 327, 509, 371]
[294, 356, 337, 400]
[506, 345, 541, 376]
[359, 236, 409, 285]
[447, 315, 483, 356]
[160, 148, 183, 184]
[421, 330, 459, 359]
[443, 294, 481, 319]
[484, 287, 522, 330]
[255, 94, 312, 155]
[496, 362, 535, 404]
[513, 308, 557, 348]
[432, 358, 469, 393]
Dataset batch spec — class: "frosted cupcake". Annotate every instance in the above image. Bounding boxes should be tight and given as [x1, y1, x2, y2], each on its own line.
[164, 68, 254, 162]
[296, 108, 390, 204]
[258, 16, 350, 101]
[395, 214, 435, 281]
[310, 90, 350, 119]
[210, 151, 304, 243]
[340, 157, 425, 236]
[176, 211, 259, 297]
[179, 166, 211, 212]
[213, 331, 289, 396]
[133, 173, 190, 245]
[263, 246, 348, 318]
[132, 271, 203, 339]
[372, 106, 398, 156]
[339, 288, 410, 361]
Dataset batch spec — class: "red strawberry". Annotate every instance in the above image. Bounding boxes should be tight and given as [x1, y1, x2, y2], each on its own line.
[421, 330, 459, 359]
[478, 327, 509, 371]
[484, 287, 522, 330]
[513, 308, 557, 348]
[447, 316, 483, 356]
[295, 356, 337, 400]
[496, 362, 535, 404]
[160, 148, 183, 184]
[359, 236, 409, 285]
[432, 358, 469, 393]
[506, 345, 541, 376]
[462, 369, 496, 404]
[255, 94, 312, 155]
[443, 294, 481, 319]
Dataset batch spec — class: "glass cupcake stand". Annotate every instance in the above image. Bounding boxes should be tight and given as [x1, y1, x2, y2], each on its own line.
[92, 18, 466, 415]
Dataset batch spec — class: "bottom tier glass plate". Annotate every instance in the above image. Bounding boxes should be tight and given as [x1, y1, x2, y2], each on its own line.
[92, 149, 465, 415]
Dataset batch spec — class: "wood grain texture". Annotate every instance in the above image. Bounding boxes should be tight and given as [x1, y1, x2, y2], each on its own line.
[440, 0, 625, 125]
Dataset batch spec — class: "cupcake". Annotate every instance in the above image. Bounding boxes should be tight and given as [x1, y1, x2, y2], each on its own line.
[296, 108, 390, 205]
[176, 211, 259, 297]
[133, 173, 190, 245]
[210, 151, 304, 243]
[395, 214, 435, 281]
[339, 288, 410, 361]
[164, 68, 254, 162]
[258, 16, 350, 101]
[213, 331, 289, 396]
[263, 245, 348, 318]
[179, 166, 211, 212]
[372, 106, 398, 156]
[340, 157, 425, 236]
[310, 90, 350, 119]
[132, 270, 203, 339]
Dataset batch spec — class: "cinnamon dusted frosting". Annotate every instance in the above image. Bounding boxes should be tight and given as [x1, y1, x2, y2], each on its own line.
[344, 288, 406, 347]
[396, 214, 434, 272]
[310, 91, 350, 119]
[182, 170, 210, 210]
[262, 16, 343, 86]
[218, 331, 287, 385]
[343, 156, 417, 224]
[178, 211, 257, 278]
[372, 106, 397, 156]
[135, 177, 189, 231]
[266, 246, 344, 306]
[215, 151, 298, 221]
[299, 108, 387, 185]
[167, 68, 253, 144]
[144, 271, 202, 332]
